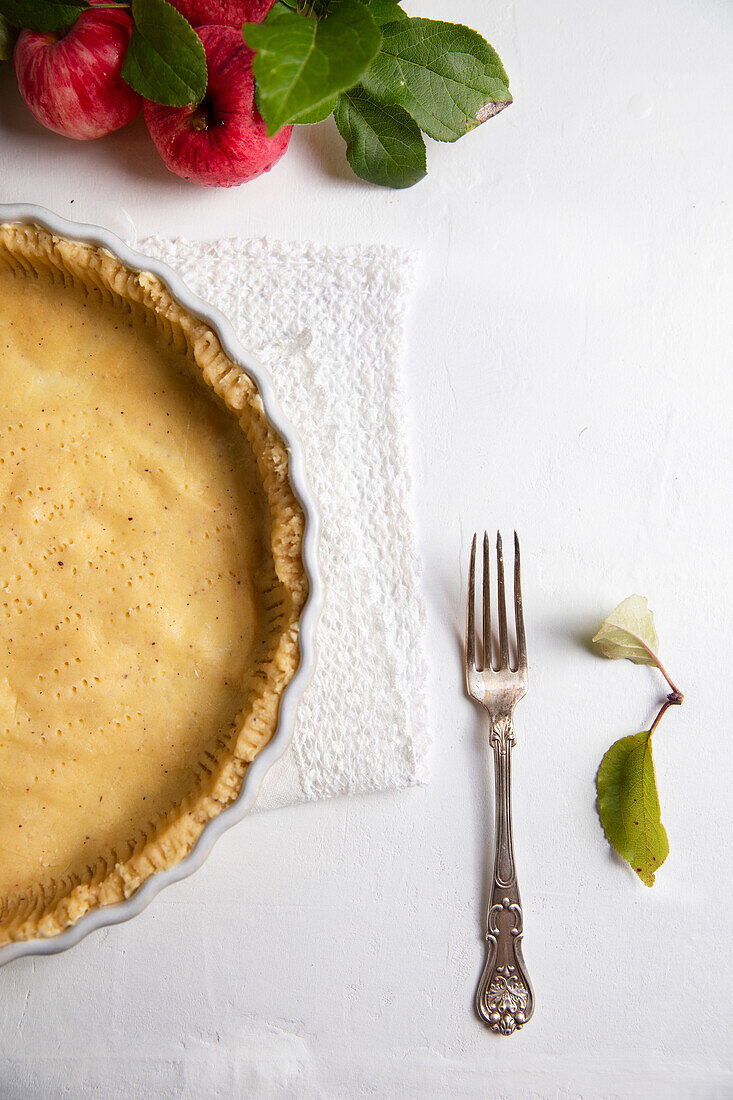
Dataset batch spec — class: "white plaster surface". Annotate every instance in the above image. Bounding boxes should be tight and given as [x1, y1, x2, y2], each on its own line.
[1, 1, 732, 1096]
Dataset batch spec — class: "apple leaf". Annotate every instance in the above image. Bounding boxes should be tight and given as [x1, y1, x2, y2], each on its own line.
[596, 731, 669, 887]
[243, 0, 382, 137]
[334, 84, 425, 188]
[0, 12, 17, 56]
[592, 595, 661, 667]
[360, 17, 512, 143]
[363, 0, 406, 26]
[122, 0, 207, 108]
[0, 0, 88, 33]
[291, 94, 338, 125]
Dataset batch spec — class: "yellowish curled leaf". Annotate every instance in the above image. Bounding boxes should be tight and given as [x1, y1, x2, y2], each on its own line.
[596, 730, 669, 887]
[592, 594, 660, 666]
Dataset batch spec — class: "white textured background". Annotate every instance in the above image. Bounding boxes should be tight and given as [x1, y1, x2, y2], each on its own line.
[1, 1, 732, 1097]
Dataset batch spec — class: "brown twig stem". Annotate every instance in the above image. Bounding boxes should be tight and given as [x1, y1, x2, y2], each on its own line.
[649, 691, 684, 735]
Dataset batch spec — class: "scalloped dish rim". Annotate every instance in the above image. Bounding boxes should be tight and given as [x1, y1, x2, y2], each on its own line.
[0, 203, 322, 967]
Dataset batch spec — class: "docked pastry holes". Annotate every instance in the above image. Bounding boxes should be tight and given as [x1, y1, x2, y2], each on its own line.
[0, 225, 306, 945]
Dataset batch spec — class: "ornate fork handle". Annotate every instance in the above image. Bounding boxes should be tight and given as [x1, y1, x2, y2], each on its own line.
[475, 712, 534, 1034]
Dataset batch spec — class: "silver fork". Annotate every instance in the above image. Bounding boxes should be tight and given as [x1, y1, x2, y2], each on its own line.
[466, 531, 534, 1034]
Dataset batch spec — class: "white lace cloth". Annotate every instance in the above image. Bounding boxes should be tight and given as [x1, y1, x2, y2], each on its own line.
[140, 236, 429, 811]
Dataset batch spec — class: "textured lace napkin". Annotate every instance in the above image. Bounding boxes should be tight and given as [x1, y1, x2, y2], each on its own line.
[140, 236, 429, 811]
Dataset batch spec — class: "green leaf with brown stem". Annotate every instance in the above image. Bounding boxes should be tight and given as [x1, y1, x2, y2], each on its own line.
[593, 595, 684, 886]
[243, 0, 511, 187]
[244, 0, 382, 135]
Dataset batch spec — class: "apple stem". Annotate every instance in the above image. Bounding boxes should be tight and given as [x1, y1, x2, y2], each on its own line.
[190, 106, 209, 132]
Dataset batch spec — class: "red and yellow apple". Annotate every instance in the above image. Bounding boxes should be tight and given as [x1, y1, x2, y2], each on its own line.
[143, 25, 291, 188]
[14, 2, 140, 140]
[167, 0, 276, 28]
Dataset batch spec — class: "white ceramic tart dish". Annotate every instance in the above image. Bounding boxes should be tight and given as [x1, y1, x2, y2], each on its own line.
[0, 205, 321, 965]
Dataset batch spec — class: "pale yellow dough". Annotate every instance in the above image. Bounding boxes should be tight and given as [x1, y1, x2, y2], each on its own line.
[0, 225, 306, 945]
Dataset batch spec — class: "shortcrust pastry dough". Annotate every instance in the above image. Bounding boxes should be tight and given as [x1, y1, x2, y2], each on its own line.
[0, 224, 306, 945]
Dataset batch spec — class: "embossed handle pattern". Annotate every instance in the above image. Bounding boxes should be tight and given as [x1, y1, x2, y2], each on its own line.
[475, 714, 534, 1034]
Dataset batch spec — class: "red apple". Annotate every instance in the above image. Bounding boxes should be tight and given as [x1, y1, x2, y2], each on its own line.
[144, 26, 291, 188]
[167, 0, 276, 29]
[14, 2, 140, 141]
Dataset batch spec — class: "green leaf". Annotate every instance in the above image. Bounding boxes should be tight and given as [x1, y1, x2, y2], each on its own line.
[274, 0, 329, 15]
[597, 731, 669, 887]
[592, 595, 660, 667]
[0, 12, 18, 56]
[0, 0, 87, 33]
[290, 94, 338, 124]
[363, 0, 406, 26]
[360, 17, 512, 143]
[122, 0, 207, 108]
[244, 0, 382, 137]
[334, 85, 425, 188]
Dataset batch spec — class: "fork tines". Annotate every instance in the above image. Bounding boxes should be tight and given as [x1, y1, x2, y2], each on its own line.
[467, 531, 527, 675]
